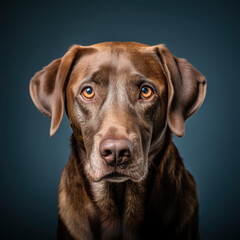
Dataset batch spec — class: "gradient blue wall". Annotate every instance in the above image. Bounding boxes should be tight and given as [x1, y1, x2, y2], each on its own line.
[1, 0, 240, 239]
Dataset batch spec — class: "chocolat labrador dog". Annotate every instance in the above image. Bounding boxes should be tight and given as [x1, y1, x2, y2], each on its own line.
[30, 42, 206, 240]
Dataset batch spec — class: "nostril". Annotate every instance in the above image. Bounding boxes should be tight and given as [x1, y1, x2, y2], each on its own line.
[100, 138, 133, 166]
[119, 149, 131, 158]
[102, 149, 112, 157]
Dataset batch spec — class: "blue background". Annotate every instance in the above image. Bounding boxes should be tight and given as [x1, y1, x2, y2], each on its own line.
[1, 0, 240, 239]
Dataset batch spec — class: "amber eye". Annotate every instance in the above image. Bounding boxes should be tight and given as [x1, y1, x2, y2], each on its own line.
[82, 87, 95, 99]
[140, 86, 153, 99]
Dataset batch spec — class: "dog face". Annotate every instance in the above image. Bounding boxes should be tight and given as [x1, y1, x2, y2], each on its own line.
[30, 42, 206, 183]
[66, 43, 168, 182]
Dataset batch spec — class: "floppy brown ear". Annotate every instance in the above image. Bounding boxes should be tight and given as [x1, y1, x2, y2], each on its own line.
[155, 44, 206, 137]
[29, 45, 82, 137]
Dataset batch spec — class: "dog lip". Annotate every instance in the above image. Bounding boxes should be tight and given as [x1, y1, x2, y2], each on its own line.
[100, 171, 129, 182]
[104, 171, 126, 179]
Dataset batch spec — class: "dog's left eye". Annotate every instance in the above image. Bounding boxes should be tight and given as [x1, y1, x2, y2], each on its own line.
[140, 86, 153, 99]
[82, 87, 95, 99]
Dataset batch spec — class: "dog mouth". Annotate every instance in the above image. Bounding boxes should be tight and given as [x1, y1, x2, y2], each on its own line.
[101, 172, 129, 183]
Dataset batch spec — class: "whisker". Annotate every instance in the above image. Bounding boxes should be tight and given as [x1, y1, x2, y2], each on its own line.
[151, 160, 159, 173]
[78, 159, 86, 168]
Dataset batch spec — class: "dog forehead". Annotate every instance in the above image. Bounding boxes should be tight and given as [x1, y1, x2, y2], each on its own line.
[70, 43, 165, 93]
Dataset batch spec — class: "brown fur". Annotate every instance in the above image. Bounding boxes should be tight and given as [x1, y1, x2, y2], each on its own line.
[29, 42, 206, 240]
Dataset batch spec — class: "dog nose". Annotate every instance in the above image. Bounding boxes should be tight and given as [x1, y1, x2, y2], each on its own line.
[100, 138, 133, 166]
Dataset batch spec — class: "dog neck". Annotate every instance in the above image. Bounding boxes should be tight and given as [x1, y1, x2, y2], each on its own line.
[89, 179, 147, 238]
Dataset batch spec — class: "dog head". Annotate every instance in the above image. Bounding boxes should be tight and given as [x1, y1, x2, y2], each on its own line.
[30, 42, 206, 183]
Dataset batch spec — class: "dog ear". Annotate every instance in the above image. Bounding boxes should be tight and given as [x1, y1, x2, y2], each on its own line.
[155, 45, 206, 137]
[29, 45, 82, 137]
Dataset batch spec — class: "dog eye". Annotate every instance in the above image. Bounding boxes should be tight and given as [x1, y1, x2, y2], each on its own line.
[82, 87, 95, 99]
[140, 86, 153, 99]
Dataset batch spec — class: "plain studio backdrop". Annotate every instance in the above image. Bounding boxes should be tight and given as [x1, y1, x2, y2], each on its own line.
[1, 0, 239, 239]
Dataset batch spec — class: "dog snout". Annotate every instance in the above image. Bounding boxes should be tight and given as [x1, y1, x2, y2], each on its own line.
[100, 138, 133, 166]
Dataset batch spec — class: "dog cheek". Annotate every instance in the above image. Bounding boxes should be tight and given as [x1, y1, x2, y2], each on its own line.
[128, 160, 148, 182]
[149, 98, 167, 146]
[73, 101, 92, 124]
[137, 120, 152, 157]
[128, 138, 149, 182]
[83, 134, 105, 181]
[73, 115, 97, 151]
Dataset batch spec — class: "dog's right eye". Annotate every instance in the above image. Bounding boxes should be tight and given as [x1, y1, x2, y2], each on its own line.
[82, 87, 95, 100]
[140, 86, 153, 99]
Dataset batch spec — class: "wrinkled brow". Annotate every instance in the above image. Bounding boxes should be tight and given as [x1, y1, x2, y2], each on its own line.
[129, 73, 157, 87]
[81, 69, 109, 87]
[80, 68, 157, 89]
